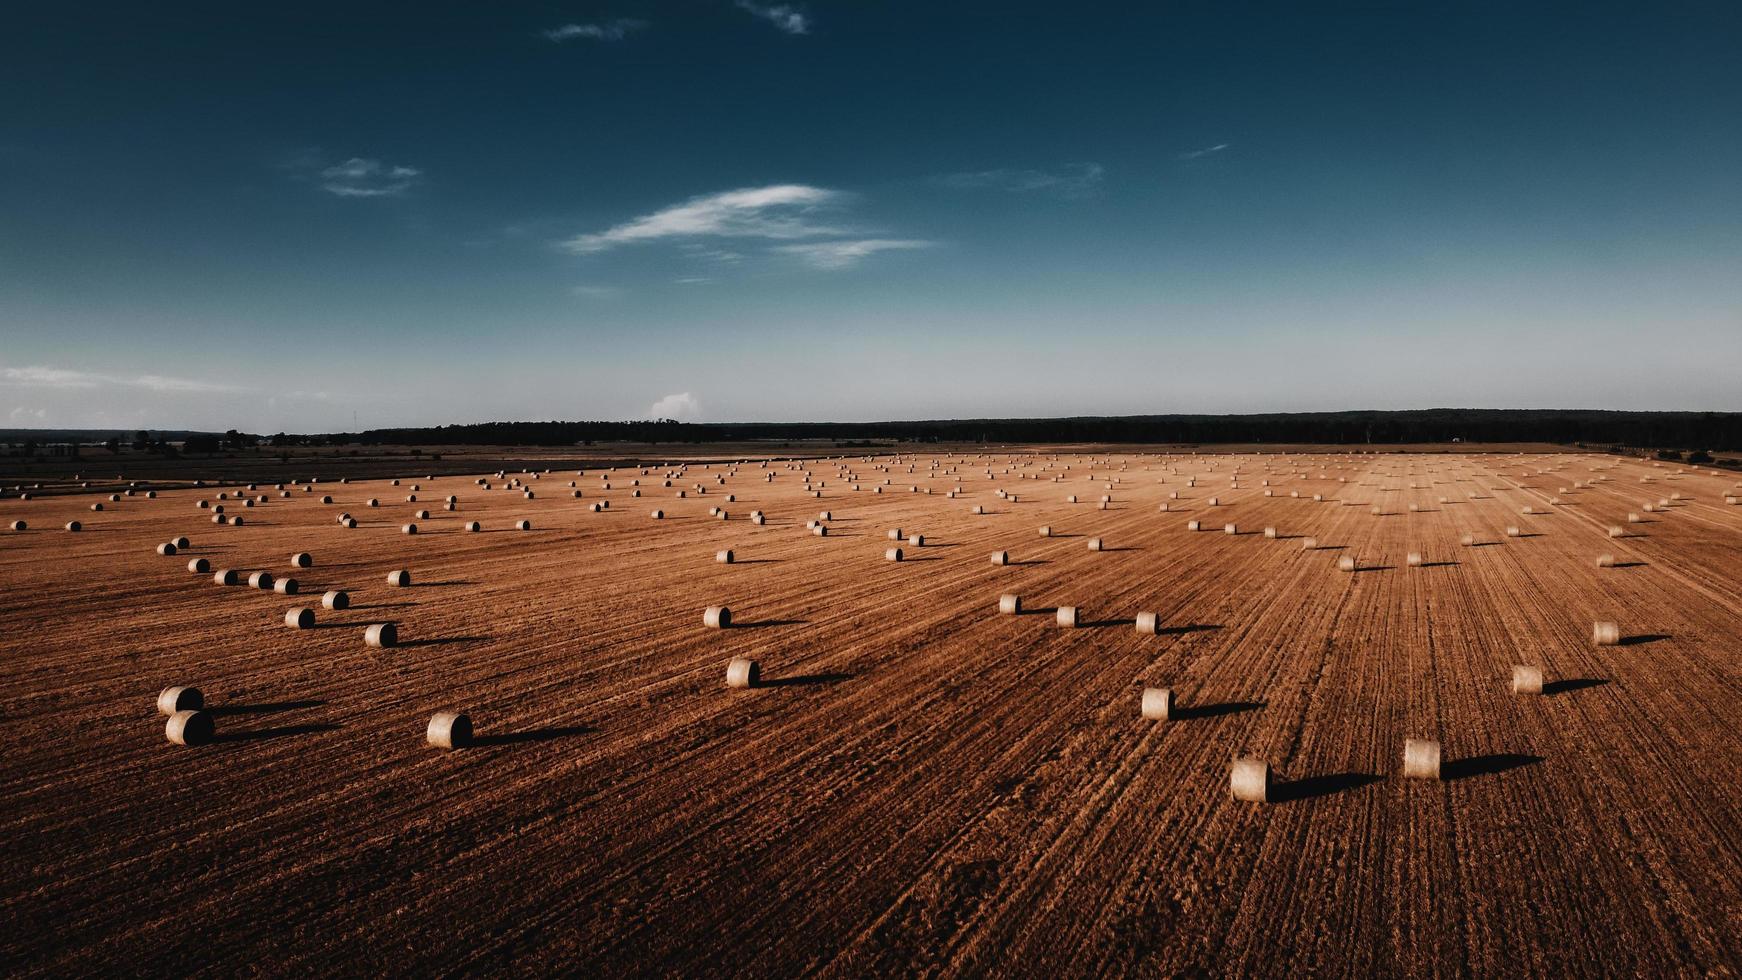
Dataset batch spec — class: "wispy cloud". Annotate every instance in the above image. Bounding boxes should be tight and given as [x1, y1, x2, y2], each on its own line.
[543, 19, 648, 42]
[320, 158, 422, 198]
[737, 1, 809, 34]
[561, 184, 848, 254]
[649, 391, 702, 421]
[0, 365, 243, 394]
[569, 284, 622, 299]
[933, 162, 1105, 198]
[773, 238, 935, 270]
[1177, 143, 1230, 160]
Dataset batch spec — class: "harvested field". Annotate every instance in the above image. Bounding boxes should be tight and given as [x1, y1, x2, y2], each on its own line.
[2, 451, 1740, 975]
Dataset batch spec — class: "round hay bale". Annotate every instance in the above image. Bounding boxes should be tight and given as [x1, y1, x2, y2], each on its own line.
[90, 502, 104, 512]
[1403, 738, 1441, 779]
[1512, 665, 1543, 695]
[907, 534, 924, 547]
[1596, 553, 1616, 568]
[1056, 605, 1079, 628]
[415, 509, 430, 520]
[1302, 537, 1318, 550]
[1337, 556, 1356, 572]
[1505, 526, 1522, 537]
[1186, 520, 1200, 532]
[198, 500, 210, 509]
[971, 505, 984, 515]
[187, 557, 210, 573]
[291, 552, 312, 568]
[213, 568, 239, 586]
[887, 528, 903, 540]
[8, 520, 24, 531]
[714, 547, 737, 565]
[885, 547, 904, 562]
[158, 685, 203, 714]
[322, 590, 349, 610]
[1224, 523, 1238, 535]
[752, 513, 766, 525]
[157, 542, 177, 556]
[321, 495, 334, 504]
[1088, 537, 1103, 551]
[248, 571, 274, 590]
[284, 607, 315, 629]
[1460, 532, 1476, 546]
[1607, 525, 1627, 538]
[726, 657, 760, 688]
[1230, 758, 1270, 802]
[275, 576, 300, 594]
[230, 516, 245, 526]
[514, 519, 531, 531]
[1135, 612, 1160, 635]
[813, 525, 828, 537]
[402, 523, 418, 535]
[175, 535, 191, 548]
[1039, 525, 1052, 537]
[1406, 551, 1423, 567]
[342, 517, 357, 528]
[165, 710, 214, 746]
[366, 498, 379, 507]
[704, 605, 731, 629]
[650, 509, 664, 520]
[1140, 687, 1172, 720]
[998, 593, 1022, 614]
[365, 623, 397, 648]
[990, 550, 1009, 566]
[427, 711, 473, 749]
[386, 569, 411, 587]
[1592, 621, 1620, 646]
[1208, 497, 1219, 507]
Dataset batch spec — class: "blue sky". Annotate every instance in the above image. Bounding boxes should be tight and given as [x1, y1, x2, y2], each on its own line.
[2, 1, 1739, 431]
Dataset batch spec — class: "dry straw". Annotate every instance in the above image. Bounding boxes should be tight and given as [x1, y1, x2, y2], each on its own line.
[998, 594, 1022, 614]
[426, 711, 472, 749]
[1512, 665, 1543, 695]
[1592, 621, 1620, 646]
[158, 685, 203, 714]
[1403, 738, 1441, 779]
[386, 569, 411, 587]
[1141, 687, 1172, 720]
[726, 658, 760, 688]
[704, 605, 731, 628]
[365, 623, 397, 648]
[1230, 758, 1270, 802]
[1056, 605, 1079, 628]
[165, 710, 214, 746]
[284, 607, 315, 629]
[322, 590, 349, 610]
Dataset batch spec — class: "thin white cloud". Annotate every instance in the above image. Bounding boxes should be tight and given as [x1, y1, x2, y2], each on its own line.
[737, 1, 809, 34]
[674, 276, 716, 285]
[543, 19, 648, 42]
[0, 365, 243, 394]
[649, 391, 702, 421]
[320, 158, 422, 197]
[570, 284, 622, 299]
[8, 406, 48, 424]
[561, 184, 848, 254]
[773, 238, 935, 270]
[1177, 143, 1230, 160]
[934, 162, 1105, 198]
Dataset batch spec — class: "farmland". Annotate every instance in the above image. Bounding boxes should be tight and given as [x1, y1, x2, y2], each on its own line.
[2, 450, 1739, 975]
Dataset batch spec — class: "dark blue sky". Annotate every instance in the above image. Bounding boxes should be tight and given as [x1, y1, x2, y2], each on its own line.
[2, 1, 1738, 430]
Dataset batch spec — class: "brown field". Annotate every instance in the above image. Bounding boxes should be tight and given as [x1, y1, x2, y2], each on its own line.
[3, 450, 1740, 975]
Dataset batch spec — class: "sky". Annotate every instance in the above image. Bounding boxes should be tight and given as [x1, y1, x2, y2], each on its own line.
[1, 1, 1739, 433]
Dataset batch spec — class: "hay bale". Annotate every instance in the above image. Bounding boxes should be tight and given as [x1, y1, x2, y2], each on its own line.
[426, 711, 473, 749]
[998, 594, 1022, 614]
[1512, 665, 1543, 695]
[516, 520, 531, 531]
[1302, 537, 1318, 550]
[704, 605, 731, 629]
[1186, 520, 1200, 531]
[402, 523, 418, 535]
[1088, 537, 1103, 551]
[365, 623, 397, 648]
[752, 513, 766, 525]
[1505, 526, 1522, 537]
[726, 657, 760, 688]
[1135, 612, 1160, 635]
[885, 547, 904, 562]
[1337, 556, 1356, 572]
[415, 509, 430, 520]
[887, 528, 903, 540]
[971, 505, 984, 514]
[1230, 758, 1270, 802]
[1592, 621, 1620, 646]
[8, 520, 23, 531]
[157, 542, 177, 556]
[1460, 532, 1476, 546]
[187, 557, 210, 573]
[1056, 605, 1079, 628]
[990, 550, 1009, 566]
[906, 534, 924, 547]
[213, 568, 239, 585]
[274, 577, 299, 595]
[386, 569, 411, 587]
[650, 509, 664, 520]
[284, 607, 315, 629]
[165, 710, 214, 746]
[1224, 523, 1238, 535]
[291, 552, 313, 568]
[1596, 553, 1616, 568]
[158, 685, 203, 714]
[1406, 551, 1423, 567]
[1403, 738, 1441, 779]
[716, 549, 734, 564]
[1140, 687, 1172, 720]
[1039, 525, 1052, 537]
[248, 571, 274, 590]
[322, 590, 349, 610]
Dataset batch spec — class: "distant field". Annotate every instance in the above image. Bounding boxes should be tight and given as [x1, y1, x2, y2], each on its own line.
[3, 451, 1739, 974]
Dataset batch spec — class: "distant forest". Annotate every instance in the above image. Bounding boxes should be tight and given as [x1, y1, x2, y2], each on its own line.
[333, 409, 1742, 451]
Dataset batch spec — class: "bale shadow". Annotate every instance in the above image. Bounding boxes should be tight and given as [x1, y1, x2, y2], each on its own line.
[348, 601, 419, 610]
[208, 699, 325, 716]
[1162, 623, 1221, 636]
[1018, 606, 1059, 616]
[216, 723, 341, 743]
[1352, 565, 1395, 573]
[1441, 753, 1543, 781]
[731, 559, 782, 565]
[1273, 772, 1383, 802]
[1419, 560, 1460, 568]
[399, 635, 493, 648]
[1543, 677, 1609, 696]
[1099, 546, 1141, 553]
[416, 580, 475, 588]
[1608, 561, 1647, 569]
[1470, 541, 1503, 548]
[734, 619, 808, 629]
[1620, 633, 1670, 646]
[760, 672, 854, 688]
[1010, 559, 1050, 566]
[903, 556, 944, 562]
[471, 725, 593, 746]
[1172, 700, 1265, 720]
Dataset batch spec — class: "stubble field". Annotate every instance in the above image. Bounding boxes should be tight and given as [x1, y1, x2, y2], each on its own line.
[2, 450, 1739, 975]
